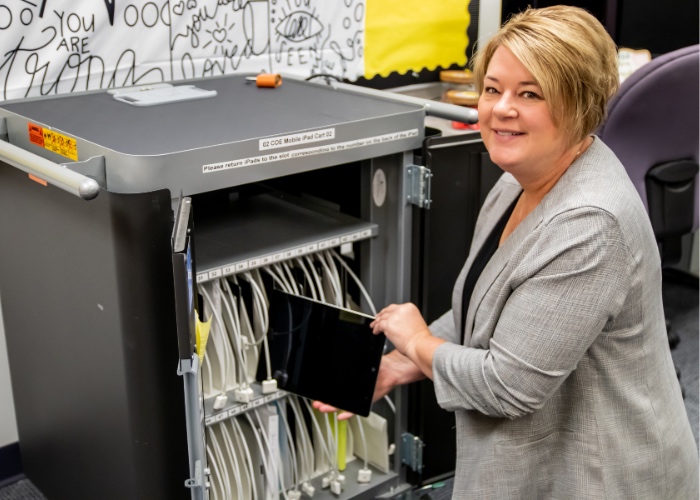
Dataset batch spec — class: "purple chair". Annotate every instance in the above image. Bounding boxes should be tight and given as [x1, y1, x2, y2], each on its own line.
[598, 46, 699, 393]
[598, 45, 699, 266]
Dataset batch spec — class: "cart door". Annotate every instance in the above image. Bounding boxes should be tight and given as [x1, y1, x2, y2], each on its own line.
[408, 130, 502, 486]
[172, 196, 210, 500]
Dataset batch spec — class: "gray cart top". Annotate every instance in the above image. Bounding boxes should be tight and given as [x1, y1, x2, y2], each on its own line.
[0, 75, 425, 195]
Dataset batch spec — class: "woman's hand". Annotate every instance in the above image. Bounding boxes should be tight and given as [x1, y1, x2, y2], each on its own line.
[371, 303, 447, 380]
[370, 303, 431, 359]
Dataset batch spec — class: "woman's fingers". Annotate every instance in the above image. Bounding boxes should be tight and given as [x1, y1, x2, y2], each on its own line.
[311, 400, 355, 420]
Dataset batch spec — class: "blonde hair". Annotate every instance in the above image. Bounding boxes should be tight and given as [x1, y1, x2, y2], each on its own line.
[472, 6, 619, 146]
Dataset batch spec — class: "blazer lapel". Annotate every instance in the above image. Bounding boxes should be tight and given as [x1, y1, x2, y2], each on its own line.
[461, 186, 544, 346]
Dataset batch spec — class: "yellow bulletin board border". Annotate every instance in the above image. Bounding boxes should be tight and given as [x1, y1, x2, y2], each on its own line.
[364, 0, 471, 79]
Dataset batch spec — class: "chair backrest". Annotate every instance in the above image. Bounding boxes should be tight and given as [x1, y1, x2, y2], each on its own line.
[598, 45, 699, 235]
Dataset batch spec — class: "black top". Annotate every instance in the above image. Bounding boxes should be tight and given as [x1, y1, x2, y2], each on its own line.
[460, 195, 520, 343]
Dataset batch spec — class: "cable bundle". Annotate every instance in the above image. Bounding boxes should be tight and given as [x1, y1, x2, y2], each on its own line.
[200, 249, 388, 499]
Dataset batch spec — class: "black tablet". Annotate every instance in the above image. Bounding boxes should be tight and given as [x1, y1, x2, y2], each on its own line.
[256, 289, 385, 417]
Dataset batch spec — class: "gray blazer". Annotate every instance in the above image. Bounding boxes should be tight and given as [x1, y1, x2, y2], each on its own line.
[430, 137, 699, 499]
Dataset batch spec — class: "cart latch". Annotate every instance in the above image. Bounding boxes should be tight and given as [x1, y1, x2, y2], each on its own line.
[400, 432, 425, 473]
[406, 165, 432, 209]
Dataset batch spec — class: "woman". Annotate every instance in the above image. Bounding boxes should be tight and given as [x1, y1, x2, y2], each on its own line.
[316, 5, 698, 499]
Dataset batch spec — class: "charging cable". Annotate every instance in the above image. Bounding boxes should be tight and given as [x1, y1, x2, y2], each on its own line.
[200, 284, 235, 407]
[240, 271, 276, 393]
[315, 252, 342, 306]
[243, 412, 279, 500]
[252, 408, 290, 500]
[330, 249, 378, 315]
[230, 417, 259, 500]
[355, 417, 372, 483]
[301, 398, 334, 474]
[206, 426, 231, 500]
[289, 397, 317, 497]
[264, 264, 293, 294]
[304, 255, 326, 303]
[205, 436, 225, 500]
[219, 279, 252, 400]
[295, 257, 319, 300]
[277, 400, 303, 499]
[218, 422, 245, 500]
[280, 262, 301, 296]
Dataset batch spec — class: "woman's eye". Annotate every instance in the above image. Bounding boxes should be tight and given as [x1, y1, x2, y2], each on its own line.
[484, 87, 499, 94]
[522, 91, 541, 99]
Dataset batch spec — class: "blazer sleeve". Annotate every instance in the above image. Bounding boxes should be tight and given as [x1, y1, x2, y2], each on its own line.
[429, 309, 459, 344]
[432, 207, 635, 418]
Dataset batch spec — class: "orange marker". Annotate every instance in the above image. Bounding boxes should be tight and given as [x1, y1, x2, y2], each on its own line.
[246, 73, 282, 88]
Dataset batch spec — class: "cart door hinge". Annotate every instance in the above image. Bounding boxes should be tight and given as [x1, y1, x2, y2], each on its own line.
[184, 460, 210, 491]
[406, 165, 432, 209]
[400, 432, 425, 473]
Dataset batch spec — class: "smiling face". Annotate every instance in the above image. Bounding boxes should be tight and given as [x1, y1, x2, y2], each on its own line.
[478, 46, 572, 184]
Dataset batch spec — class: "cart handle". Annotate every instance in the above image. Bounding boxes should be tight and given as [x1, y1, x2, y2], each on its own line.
[0, 139, 100, 200]
[327, 80, 479, 125]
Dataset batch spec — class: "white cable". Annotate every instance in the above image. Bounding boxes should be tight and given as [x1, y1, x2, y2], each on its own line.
[241, 272, 272, 381]
[383, 394, 396, 414]
[327, 413, 339, 474]
[253, 408, 291, 500]
[237, 289, 261, 381]
[230, 417, 259, 500]
[205, 438, 225, 500]
[200, 284, 231, 392]
[207, 427, 232, 500]
[279, 262, 300, 296]
[285, 261, 303, 296]
[218, 423, 245, 500]
[288, 396, 316, 480]
[277, 400, 301, 492]
[315, 252, 342, 306]
[244, 412, 278, 499]
[201, 345, 214, 396]
[323, 250, 343, 296]
[322, 251, 344, 307]
[355, 417, 369, 470]
[330, 249, 378, 316]
[200, 284, 235, 393]
[263, 265, 292, 294]
[301, 398, 334, 471]
[224, 276, 260, 384]
[304, 255, 326, 303]
[295, 257, 318, 300]
[241, 272, 271, 345]
[219, 278, 248, 385]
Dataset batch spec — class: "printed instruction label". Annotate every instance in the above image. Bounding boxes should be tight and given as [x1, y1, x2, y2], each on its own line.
[259, 127, 335, 151]
[203, 128, 420, 174]
[28, 123, 78, 161]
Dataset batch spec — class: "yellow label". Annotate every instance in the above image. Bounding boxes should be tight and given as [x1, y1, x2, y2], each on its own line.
[41, 128, 78, 161]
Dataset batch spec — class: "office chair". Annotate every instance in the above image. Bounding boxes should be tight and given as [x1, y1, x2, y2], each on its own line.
[598, 45, 699, 397]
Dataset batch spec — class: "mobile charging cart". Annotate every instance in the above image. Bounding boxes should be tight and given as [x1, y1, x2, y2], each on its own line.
[0, 75, 495, 500]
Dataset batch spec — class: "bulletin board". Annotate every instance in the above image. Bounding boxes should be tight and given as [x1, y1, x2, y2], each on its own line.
[0, 0, 471, 101]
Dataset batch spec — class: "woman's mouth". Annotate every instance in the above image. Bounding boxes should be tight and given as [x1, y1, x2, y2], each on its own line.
[495, 130, 524, 136]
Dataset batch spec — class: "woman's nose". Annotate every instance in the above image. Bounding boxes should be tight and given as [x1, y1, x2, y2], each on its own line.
[493, 93, 517, 118]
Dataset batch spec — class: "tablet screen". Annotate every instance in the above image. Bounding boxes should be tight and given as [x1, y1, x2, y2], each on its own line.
[256, 289, 385, 417]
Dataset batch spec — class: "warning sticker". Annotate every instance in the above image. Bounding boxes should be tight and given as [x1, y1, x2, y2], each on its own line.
[28, 123, 44, 147]
[28, 123, 78, 161]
